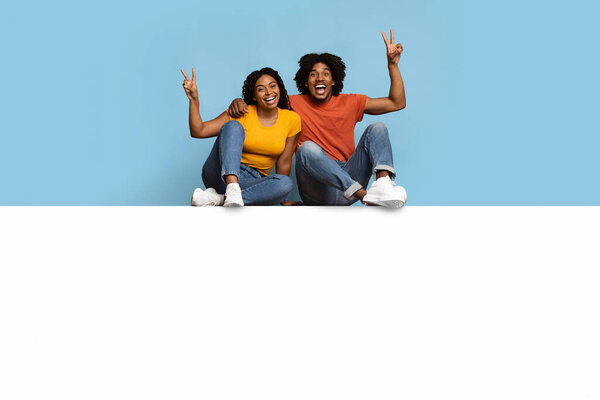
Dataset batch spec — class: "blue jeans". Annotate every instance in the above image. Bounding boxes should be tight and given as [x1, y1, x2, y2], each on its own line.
[201, 121, 293, 205]
[295, 122, 396, 205]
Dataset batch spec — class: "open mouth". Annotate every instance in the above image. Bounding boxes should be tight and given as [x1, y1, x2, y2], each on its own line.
[264, 95, 277, 105]
[314, 85, 327, 96]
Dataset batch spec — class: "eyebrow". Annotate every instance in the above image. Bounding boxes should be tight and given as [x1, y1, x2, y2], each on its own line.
[255, 80, 277, 88]
[310, 67, 331, 72]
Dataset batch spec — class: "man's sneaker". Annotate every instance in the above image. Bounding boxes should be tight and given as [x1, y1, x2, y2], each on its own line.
[362, 176, 407, 208]
[223, 183, 244, 207]
[191, 187, 224, 206]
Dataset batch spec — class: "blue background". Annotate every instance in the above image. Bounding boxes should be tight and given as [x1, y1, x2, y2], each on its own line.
[1, 0, 598, 205]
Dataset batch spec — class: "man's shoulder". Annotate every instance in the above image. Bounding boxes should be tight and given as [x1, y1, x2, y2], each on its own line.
[289, 94, 307, 103]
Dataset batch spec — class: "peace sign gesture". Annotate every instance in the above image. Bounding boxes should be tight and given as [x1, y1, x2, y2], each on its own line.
[181, 67, 198, 102]
[381, 29, 403, 65]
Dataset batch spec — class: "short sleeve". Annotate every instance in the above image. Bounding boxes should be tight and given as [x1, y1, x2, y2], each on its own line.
[288, 111, 302, 137]
[230, 110, 247, 125]
[355, 94, 368, 122]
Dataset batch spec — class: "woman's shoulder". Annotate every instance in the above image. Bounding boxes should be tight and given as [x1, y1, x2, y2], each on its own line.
[278, 108, 301, 121]
[231, 105, 257, 123]
[277, 108, 301, 135]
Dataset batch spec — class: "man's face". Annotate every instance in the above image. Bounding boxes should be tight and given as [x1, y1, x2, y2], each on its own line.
[305, 62, 335, 103]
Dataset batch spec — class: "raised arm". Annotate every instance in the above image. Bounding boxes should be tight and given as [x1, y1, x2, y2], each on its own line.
[181, 68, 229, 138]
[363, 29, 406, 115]
[275, 133, 300, 176]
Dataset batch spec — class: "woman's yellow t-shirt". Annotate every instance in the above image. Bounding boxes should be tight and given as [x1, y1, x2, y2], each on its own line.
[230, 105, 301, 176]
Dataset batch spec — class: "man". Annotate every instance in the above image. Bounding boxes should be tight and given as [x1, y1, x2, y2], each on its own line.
[228, 30, 407, 208]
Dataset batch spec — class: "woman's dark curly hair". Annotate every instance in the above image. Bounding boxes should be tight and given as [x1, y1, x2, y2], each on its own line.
[242, 67, 291, 110]
[294, 53, 346, 96]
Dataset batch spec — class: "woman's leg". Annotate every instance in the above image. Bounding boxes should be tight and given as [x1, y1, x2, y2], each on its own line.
[237, 165, 294, 205]
[218, 120, 245, 184]
[201, 120, 245, 194]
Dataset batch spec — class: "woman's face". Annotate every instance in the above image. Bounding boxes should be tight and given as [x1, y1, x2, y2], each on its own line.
[253, 74, 280, 110]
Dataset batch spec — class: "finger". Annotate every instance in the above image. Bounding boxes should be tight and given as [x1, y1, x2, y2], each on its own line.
[396, 43, 403, 52]
[180, 69, 190, 80]
[381, 31, 389, 45]
[192, 67, 196, 81]
[390, 29, 395, 44]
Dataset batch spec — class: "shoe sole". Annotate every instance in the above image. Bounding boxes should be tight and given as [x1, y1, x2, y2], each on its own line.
[363, 199, 405, 208]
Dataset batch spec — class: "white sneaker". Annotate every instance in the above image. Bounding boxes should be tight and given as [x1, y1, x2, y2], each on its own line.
[362, 176, 407, 208]
[223, 183, 244, 207]
[191, 187, 224, 206]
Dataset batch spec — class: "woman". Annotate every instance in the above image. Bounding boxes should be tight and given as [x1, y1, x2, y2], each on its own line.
[181, 67, 301, 206]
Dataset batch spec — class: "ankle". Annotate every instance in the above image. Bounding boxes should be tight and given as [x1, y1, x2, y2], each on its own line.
[375, 171, 390, 180]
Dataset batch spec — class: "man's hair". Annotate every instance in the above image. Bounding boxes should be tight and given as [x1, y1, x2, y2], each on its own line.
[294, 53, 346, 96]
[242, 67, 291, 110]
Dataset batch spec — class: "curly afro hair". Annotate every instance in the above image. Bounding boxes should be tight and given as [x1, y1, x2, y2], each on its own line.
[294, 53, 346, 96]
[241, 67, 290, 110]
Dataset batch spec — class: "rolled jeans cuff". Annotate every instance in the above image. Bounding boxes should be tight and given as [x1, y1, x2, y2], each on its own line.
[372, 164, 396, 180]
[343, 181, 363, 200]
[221, 170, 239, 183]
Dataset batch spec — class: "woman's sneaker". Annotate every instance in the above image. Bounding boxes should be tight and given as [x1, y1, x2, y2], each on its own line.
[362, 176, 407, 208]
[191, 187, 224, 206]
[223, 183, 244, 207]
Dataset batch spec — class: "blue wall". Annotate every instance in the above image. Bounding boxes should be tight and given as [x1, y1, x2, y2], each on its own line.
[1, 0, 598, 205]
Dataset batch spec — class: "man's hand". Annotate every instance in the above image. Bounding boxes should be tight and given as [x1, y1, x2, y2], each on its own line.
[381, 29, 403, 65]
[228, 98, 249, 118]
[181, 68, 198, 102]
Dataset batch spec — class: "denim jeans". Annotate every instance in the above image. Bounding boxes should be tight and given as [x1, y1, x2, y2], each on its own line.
[295, 122, 396, 205]
[201, 120, 293, 205]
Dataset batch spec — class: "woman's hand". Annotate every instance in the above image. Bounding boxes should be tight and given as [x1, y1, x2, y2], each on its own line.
[181, 68, 199, 102]
[381, 29, 403, 65]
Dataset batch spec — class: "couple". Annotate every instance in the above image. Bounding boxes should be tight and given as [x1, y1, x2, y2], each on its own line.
[182, 30, 407, 208]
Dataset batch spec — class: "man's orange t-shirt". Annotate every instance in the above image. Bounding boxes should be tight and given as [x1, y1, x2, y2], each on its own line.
[290, 94, 368, 162]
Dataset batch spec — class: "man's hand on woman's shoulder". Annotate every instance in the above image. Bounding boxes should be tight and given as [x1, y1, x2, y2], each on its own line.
[228, 98, 249, 118]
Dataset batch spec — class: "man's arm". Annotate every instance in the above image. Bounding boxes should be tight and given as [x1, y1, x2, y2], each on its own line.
[228, 98, 249, 118]
[364, 30, 406, 115]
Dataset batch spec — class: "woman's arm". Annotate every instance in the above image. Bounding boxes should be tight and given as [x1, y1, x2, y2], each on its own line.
[275, 133, 300, 176]
[181, 68, 230, 138]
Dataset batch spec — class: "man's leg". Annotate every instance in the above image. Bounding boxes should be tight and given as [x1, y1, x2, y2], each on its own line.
[344, 122, 406, 208]
[295, 141, 363, 205]
[344, 121, 396, 183]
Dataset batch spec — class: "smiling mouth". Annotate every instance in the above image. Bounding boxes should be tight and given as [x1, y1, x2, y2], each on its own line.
[264, 96, 277, 104]
[314, 85, 327, 95]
